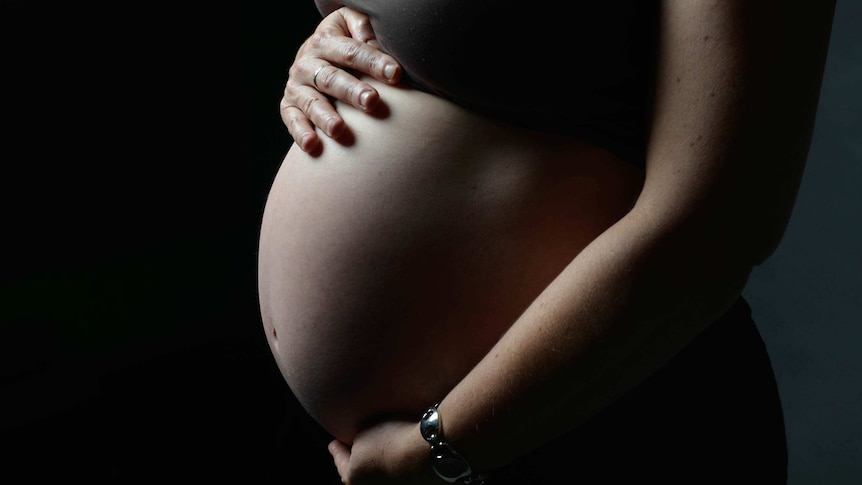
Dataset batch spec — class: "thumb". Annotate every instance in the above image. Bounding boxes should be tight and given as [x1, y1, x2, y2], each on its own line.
[328, 439, 352, 481]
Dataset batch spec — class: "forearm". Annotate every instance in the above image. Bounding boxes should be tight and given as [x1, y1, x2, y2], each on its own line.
[432, 204, 755, 474]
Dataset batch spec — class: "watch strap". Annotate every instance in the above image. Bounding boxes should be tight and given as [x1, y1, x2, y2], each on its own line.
[420, 403, 489, 484]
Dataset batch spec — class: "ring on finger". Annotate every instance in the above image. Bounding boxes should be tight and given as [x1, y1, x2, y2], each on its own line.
[313, 65, 326, 89]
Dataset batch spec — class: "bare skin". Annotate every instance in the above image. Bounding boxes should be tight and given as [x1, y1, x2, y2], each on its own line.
[280, 6, 402, 153]
[260, 78, 644, 441]
[262, 2, 836, 483]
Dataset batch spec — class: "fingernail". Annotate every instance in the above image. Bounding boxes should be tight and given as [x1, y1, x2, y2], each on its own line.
[359, 90, 372, 109]
[384, 63, 397, 80]
[327, 117, 345, 138]
[300, 133, 312, 150]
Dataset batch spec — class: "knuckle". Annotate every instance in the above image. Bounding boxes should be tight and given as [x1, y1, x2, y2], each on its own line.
[315, 67, 332, 89]
[340, 40, 363, 64]
[287, 116, 302, 134]
[287, 62, 301, 80]
[367, 54, 384, 75]
[283, 78, 301, 101]
[301, 95, 321, 116]
[287, 116, 310, 141]
[345, 81, 364, 103]
[308, 31, 327, 50]
[287, 64, 309, 90]
[284, 112, 302, 137]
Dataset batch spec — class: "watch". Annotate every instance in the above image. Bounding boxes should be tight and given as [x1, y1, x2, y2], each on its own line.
[420, 403, 489, 484]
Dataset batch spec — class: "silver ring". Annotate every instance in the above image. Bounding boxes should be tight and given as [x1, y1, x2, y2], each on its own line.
[312, 65, 326, 89]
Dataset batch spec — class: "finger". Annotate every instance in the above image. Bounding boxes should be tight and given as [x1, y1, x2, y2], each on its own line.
[307, 63, 382, 113]
[309, 20, 402, 85]
[338, 6, 378, 45]
[280, 104, 320, 153]
[328, 440, 352, 482]
[289, 48, 382, 114]
[282, 79, 346, 138]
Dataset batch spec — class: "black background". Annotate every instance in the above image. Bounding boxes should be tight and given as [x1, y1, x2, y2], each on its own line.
[1, 1, 341, 482]
[2, 1, 860, 483]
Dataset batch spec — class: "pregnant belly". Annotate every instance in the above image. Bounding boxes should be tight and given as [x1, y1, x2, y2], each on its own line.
[257, 80, 644, 443]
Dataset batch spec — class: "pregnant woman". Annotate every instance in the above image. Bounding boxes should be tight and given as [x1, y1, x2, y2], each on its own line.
[258, 1, 835, 483]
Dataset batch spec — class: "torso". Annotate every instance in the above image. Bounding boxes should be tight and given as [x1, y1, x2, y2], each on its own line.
[257, 79, 645, 442]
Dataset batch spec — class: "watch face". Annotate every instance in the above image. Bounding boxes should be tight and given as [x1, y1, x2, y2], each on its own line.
[435, 455, 469, 480]
[431, 445, 470, 480]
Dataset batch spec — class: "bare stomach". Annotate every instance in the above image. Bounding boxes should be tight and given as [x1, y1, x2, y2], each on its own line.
[257, 79, 644, 443]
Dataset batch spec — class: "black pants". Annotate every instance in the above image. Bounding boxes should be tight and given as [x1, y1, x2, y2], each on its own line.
[284, 296, 787, 484]
[493, 296, 788, 484]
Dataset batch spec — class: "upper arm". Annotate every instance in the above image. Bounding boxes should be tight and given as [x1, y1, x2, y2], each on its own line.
[635, 0, 836, 266]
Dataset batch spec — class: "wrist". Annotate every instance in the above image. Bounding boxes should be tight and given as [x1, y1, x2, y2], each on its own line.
[392, 421, 438, 483]
[420, 403, 489, 484]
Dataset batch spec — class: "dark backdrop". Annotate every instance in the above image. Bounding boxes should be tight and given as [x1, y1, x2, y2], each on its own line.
[1, 1, 858, 483]
[1, 1, 339, 482]
[741, 1, 861, 482]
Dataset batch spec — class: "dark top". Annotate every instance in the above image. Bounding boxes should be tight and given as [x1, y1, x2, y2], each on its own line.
[316, 0, 659, 167]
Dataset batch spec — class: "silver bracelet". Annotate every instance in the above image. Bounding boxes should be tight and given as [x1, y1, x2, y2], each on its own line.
[420, 402, 490, 484]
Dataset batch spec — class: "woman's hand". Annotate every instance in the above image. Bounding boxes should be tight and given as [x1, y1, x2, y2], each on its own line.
[327, 420, 438, 485]
[282, 7, 402, 153]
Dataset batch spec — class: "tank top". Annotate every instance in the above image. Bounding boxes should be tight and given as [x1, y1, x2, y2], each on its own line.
[316, 0, 659, 167]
